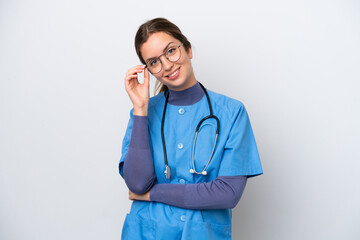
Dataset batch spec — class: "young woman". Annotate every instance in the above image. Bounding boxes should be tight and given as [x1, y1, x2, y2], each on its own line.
[119, 18, 263, 240]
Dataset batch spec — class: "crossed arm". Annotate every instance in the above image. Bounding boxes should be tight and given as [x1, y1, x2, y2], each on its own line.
[122, 115, 247, 210]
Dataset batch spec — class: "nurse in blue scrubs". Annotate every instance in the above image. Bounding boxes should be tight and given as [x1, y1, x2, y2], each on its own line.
[119, 18, 263, 239]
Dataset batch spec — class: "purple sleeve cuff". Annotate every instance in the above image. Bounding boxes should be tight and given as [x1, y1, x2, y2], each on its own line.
[149, 176, 247, 209]
[123, 115, 155, 194]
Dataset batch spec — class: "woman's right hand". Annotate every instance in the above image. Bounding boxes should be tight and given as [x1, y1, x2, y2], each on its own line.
[124, 65, 150, 116]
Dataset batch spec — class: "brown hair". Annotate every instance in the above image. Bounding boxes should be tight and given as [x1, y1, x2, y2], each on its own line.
[135, 18, 192, 95]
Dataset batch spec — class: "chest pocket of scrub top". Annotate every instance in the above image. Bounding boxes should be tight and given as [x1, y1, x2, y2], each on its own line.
[192, 120, 218, 174]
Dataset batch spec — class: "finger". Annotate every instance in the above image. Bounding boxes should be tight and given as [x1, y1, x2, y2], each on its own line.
[126, 65, 146, 78]
[143, 67, 150, 87]
[125, 70, 141, 80]
[128, 65, 146, 72]
[125, 74, 138, 82]
[124, 75, 139, 89]
[125, 65, 147, 81]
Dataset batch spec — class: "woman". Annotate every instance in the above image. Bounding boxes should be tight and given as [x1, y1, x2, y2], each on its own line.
[119, 18, 262, 239]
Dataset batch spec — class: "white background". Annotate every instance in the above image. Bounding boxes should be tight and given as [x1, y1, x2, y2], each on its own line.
[1, 0, 359, 239]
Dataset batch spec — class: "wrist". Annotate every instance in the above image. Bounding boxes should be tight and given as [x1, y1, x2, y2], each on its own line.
[133, 106, 148, 116]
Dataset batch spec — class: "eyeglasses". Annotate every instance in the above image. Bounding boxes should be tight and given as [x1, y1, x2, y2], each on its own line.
[145, 43, 184, 74]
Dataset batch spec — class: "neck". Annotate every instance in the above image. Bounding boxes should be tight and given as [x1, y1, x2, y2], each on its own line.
[167, 82, 204, 106]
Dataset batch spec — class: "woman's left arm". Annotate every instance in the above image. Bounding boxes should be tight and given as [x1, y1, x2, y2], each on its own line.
[128, 175, 247, 209]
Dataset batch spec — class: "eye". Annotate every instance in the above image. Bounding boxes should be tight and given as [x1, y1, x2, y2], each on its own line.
[148, 59, 158, 67]
[167, 47, 177, 56]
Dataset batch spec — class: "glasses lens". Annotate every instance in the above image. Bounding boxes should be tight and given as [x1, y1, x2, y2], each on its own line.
[146, 44, 182, 74]
[146, 59, 161, 74]
[166, 46, 181, 62]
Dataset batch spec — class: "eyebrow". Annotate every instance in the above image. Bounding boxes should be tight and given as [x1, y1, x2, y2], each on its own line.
[145, 42, 175, 62]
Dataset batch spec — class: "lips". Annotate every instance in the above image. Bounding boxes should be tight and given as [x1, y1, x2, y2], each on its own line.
[166, 68, 180, 80]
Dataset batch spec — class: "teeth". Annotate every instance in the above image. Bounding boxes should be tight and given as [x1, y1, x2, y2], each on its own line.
[169, 69, 178, 77]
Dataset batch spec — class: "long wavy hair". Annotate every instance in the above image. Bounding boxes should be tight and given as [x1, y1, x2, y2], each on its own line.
[134, 18, 192, 95]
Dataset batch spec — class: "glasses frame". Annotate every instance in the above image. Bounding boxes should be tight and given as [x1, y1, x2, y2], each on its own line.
[145, 42, 184, 74]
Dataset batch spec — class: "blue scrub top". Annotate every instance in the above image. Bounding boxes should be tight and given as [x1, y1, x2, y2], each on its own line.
[119, 90, 263, 240]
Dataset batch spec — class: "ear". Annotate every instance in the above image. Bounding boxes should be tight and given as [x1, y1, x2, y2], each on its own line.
[187, 47, 193, 59]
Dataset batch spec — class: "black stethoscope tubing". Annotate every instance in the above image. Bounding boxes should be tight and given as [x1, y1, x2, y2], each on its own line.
[161, 82, 220, 180]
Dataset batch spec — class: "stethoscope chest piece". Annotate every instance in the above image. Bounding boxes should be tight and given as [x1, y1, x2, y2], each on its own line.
[164, 165, 171, 180]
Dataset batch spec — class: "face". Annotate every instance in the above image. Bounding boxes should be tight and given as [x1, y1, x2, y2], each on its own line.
[140, 32, 197, 91]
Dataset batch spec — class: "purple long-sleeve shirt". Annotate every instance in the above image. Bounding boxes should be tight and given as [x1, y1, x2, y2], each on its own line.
[123, 116, 156, 194]
[122, 82, 247, 209]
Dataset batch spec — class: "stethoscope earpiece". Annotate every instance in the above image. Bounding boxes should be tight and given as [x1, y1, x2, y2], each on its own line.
[189, 169, 208, 176]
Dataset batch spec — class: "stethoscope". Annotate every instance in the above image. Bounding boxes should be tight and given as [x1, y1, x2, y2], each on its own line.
[161, 82, 220, 180]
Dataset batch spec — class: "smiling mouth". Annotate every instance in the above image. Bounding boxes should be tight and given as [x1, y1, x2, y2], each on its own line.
[166, 68, 180, 79]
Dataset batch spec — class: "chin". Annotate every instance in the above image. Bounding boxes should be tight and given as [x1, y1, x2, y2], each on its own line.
[166, 80, 188, 91]
[159, 72, 194, 91]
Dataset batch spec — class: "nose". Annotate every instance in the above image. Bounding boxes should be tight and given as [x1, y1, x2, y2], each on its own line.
[160, 55, 173, 71]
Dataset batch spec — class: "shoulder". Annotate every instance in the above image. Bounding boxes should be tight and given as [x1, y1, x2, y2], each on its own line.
[147, 92, 166, 119]
[148, 91, 165, 108]
[207, 89, 245, 120]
